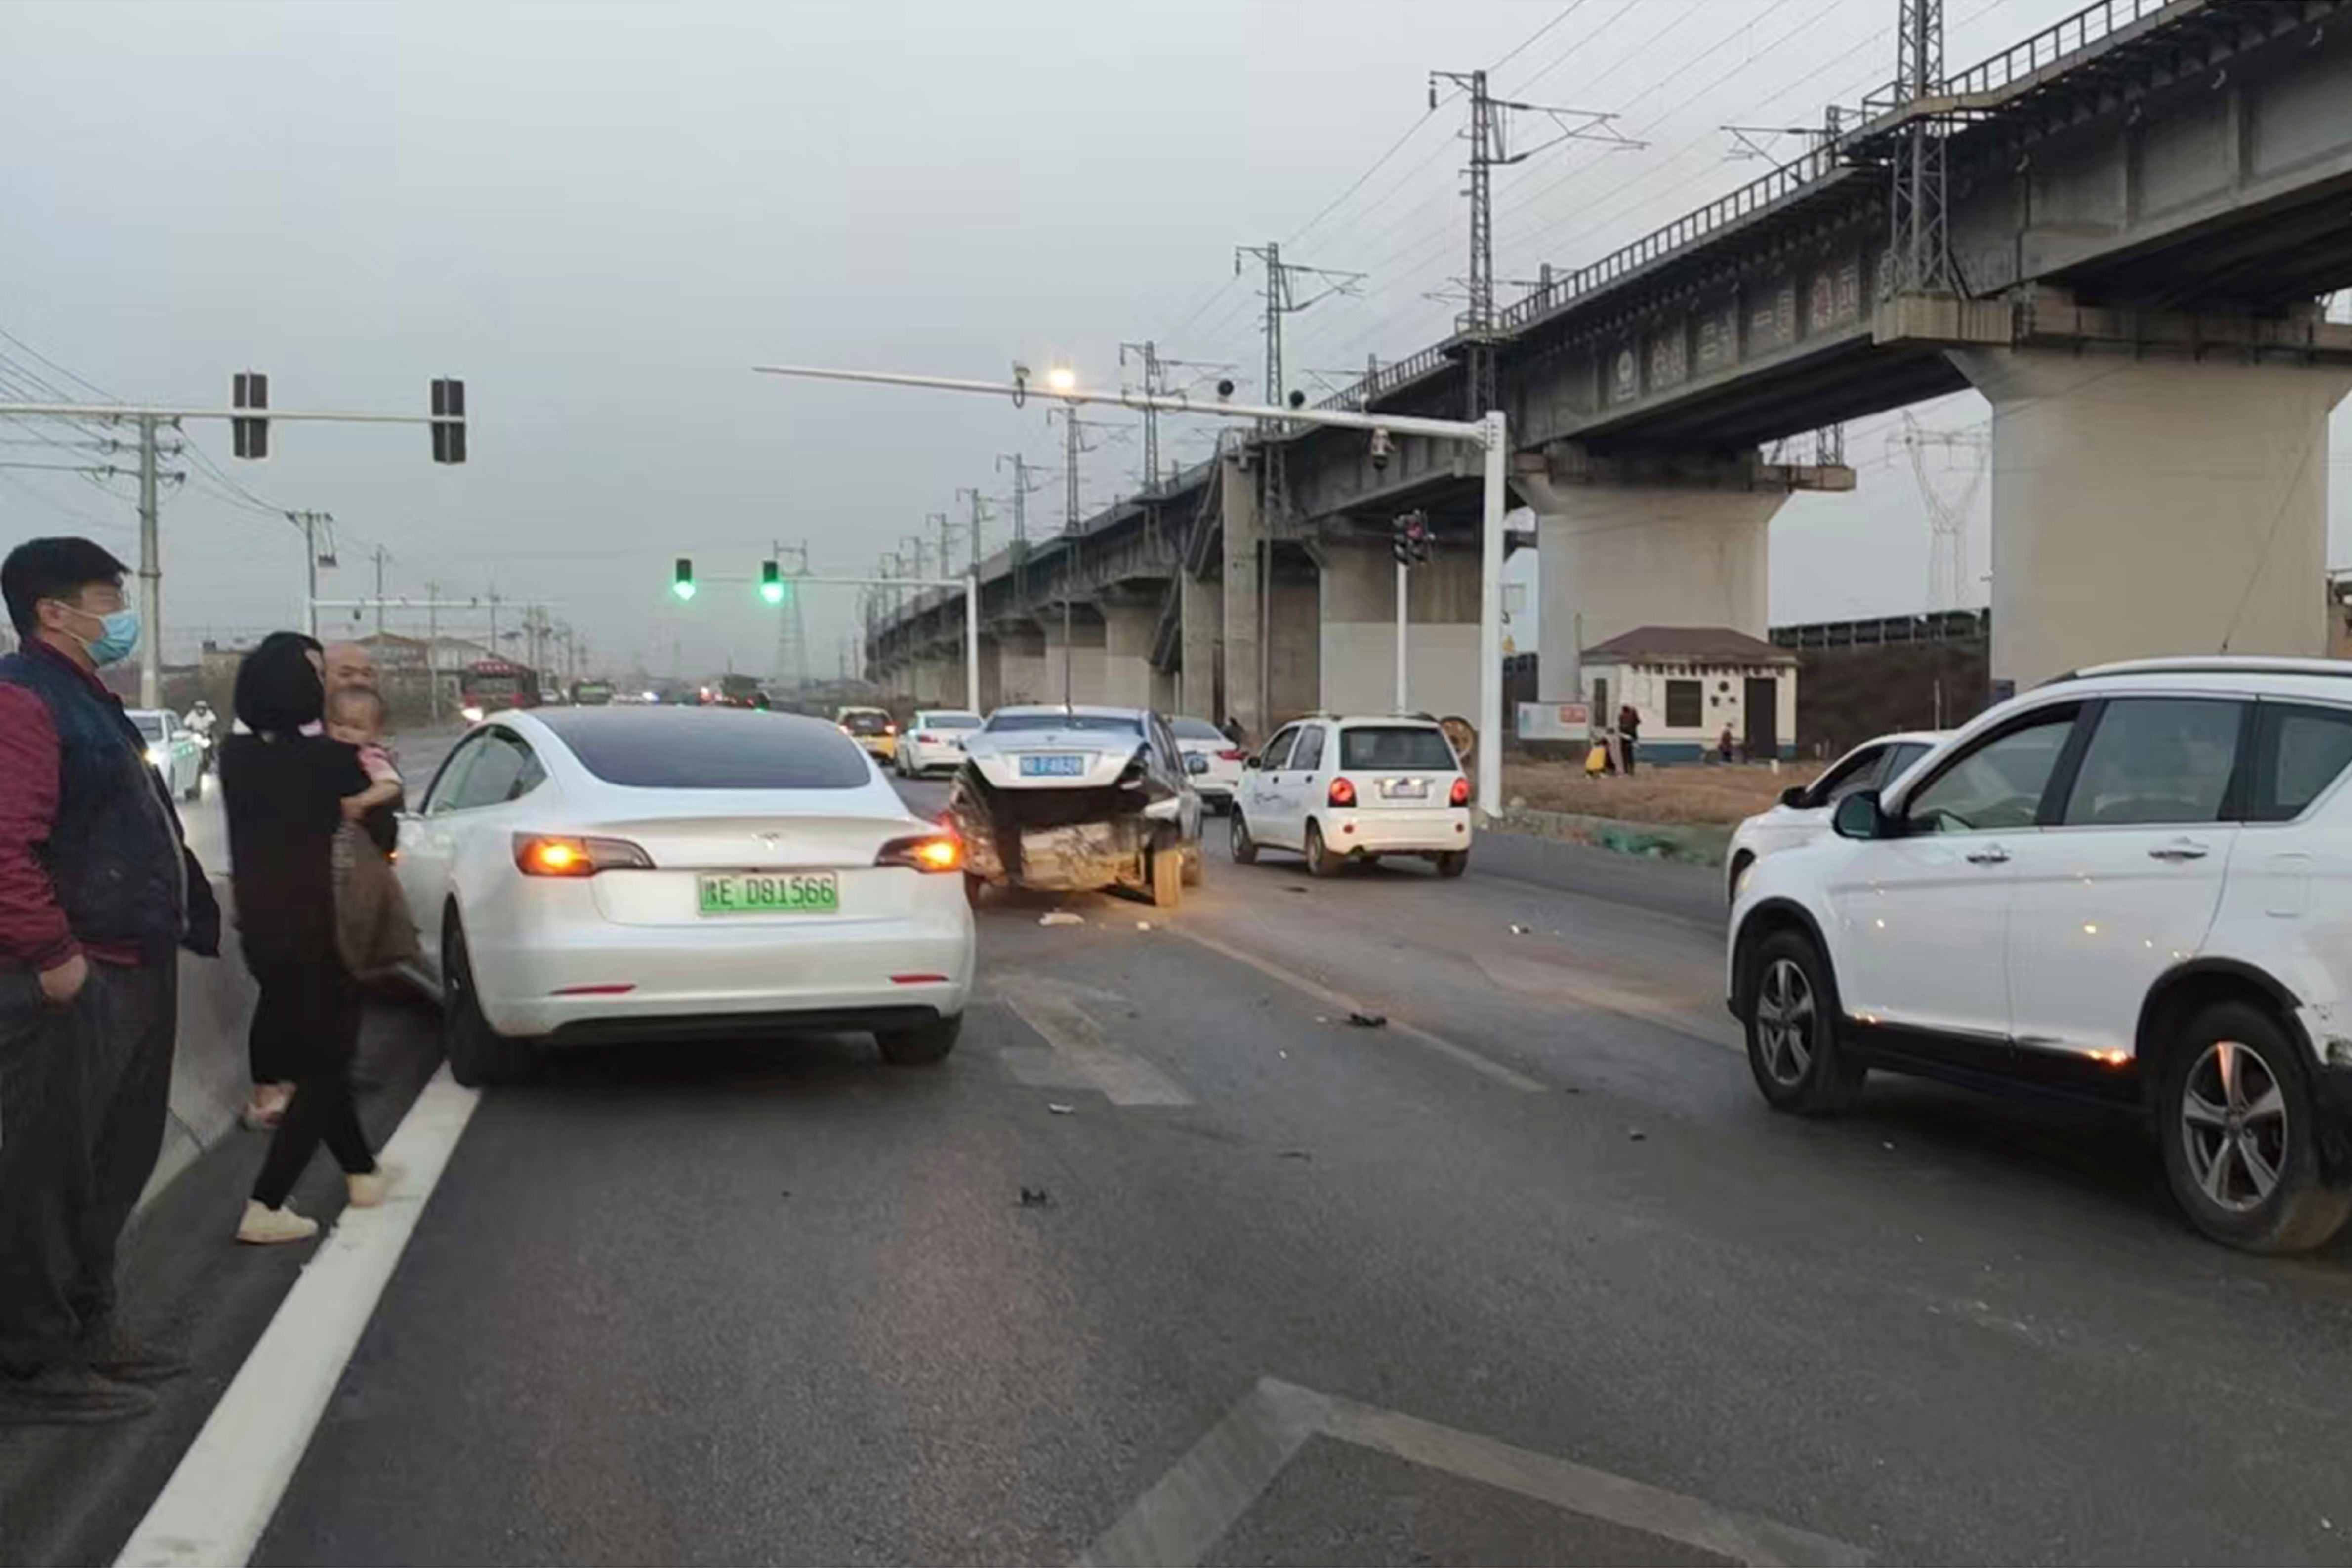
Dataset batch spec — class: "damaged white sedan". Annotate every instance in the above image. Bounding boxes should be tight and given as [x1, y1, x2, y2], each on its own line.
[948, 705, 1207, 908]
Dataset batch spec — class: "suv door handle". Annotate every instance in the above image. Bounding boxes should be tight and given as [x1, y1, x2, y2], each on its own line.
[1964, 846, 2010, 865]
[2148, 841, 2210, 862]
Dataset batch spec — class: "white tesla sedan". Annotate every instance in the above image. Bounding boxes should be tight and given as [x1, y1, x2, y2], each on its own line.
[393, 706, 975, 1085]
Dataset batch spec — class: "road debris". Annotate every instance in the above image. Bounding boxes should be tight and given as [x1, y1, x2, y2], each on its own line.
[1135, 920, 1154, 931]
[1019, 1186, 1053, 1208]
[1039, 911, 1084, 927]
[1626, 1128, 1648, 1142]
[1345, 1010, 1388, 1029]
[1048, 1103, 1075, 1115]
[1278, 1150, 1312, 1161]
[1509, 923, 1531, 935]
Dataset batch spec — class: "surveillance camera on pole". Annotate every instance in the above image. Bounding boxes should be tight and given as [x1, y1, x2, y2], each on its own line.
[1369, 426, 1393, 472]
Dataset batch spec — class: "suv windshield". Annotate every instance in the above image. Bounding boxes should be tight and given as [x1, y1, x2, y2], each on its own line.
[985, 713, 1141, 734]
[1340, 726, 1456, 770]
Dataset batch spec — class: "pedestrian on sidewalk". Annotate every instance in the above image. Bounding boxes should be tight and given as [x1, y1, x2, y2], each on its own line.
[0, 537, 221, 1425]
[1618, 703, 1642, 775]
[219, 634, 394, 1245]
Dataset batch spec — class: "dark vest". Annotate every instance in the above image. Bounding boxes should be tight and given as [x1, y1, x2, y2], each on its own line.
[0, 648, 186, 956]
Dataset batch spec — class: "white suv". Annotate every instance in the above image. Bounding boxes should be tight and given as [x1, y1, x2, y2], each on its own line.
[1729, 658, 2352, 1253]
[1230, 714, 1471, 877]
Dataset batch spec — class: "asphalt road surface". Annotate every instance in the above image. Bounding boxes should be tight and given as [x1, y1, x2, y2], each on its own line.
[15, 753, 2352, 1565]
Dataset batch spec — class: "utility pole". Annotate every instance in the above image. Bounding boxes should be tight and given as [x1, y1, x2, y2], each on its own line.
[930, 511, 957, 582]
[371, 545, 390, 635]
[424, 579, 442, 719]
[286, 510, 334, 640]
[1119, 340, 1163, 491]
[1235, 242, 1365, 519]
[1889, 0, 1952, 293]
[1430, 70, 1637, 420]
[956, 486, 991, 570]
[996, 452, 1046, 547]
[134, 417, 160, 706]
[487, 589, 502, 657]
[771, 539, 810, 690]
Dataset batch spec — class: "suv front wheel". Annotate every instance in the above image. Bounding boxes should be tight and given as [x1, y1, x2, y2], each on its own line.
[2157, 1001, 2352, 1254]
[1740, 928, 1865, 1116]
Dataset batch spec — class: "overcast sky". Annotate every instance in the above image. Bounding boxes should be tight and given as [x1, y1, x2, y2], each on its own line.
[2, 0, 2346, 680]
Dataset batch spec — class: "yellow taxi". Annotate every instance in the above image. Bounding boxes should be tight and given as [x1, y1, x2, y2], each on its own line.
[835, 705, 898, 762]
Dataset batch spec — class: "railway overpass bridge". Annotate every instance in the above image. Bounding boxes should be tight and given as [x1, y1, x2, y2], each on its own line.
[873, 0, 2352, 735]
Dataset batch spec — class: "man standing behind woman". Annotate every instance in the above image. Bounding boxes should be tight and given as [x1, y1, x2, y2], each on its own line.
[219, 634, 395, 1242]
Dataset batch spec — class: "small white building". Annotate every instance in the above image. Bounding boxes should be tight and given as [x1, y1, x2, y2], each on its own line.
[1579, 626, 1798, 762]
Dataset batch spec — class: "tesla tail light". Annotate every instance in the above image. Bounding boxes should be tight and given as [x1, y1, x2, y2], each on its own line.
[1450, 776, 1471, 807]
[1328, 777, 1357, 808]
[876, 833, 962, 873]
[513, 834, 655, 877]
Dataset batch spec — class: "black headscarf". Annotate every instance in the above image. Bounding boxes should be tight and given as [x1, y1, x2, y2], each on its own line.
[235, 631, 325, 738]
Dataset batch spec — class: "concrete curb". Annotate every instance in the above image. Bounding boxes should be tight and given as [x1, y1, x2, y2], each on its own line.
[140, 876, 259, 1212]
[1495, 807, 1733, 867]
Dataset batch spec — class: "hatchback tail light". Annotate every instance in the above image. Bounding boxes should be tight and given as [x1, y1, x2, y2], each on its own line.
[884, 723, 898, 735]
[876, 833, 962, 873]
[1328, 777, 1357, 808]
[1449, 776, 1471, 807]
[513, 834, 655, 877]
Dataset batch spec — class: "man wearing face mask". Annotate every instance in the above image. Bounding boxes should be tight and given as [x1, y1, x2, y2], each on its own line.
[0, 536, 220, 1424]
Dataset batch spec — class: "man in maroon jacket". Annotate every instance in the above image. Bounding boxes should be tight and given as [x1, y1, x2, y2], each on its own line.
[0, 537, 219, 1424]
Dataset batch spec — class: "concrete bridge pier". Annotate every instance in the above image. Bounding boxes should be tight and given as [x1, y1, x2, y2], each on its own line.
[986, 622, 1049, 709]
[1219, 449, 1266, 740]
[1179, 568, 1221, 720]
[1097, 591, 1160, 710]
[1520, 454, 1807, 711]
[1314, 536, 1481, 721]
[1042, 607, 1106, 706]
[1954, 347, 2352, 691]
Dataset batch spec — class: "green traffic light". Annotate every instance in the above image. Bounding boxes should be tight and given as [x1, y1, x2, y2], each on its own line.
[672, 580, 697, 602]
[760, 580, 784, 606]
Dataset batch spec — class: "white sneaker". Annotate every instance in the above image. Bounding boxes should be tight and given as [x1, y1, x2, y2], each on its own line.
[345, 1164, 399, 1209]
[236, 1200, 319, 1245]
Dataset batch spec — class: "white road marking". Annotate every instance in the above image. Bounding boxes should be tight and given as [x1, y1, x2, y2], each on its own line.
[1165, 925, 1547, 1093]
[1080, 1377, 1866, 1568]
[115, 1067, 483, 1568]
[997, 976, 1194, 1106]
[1475, 951, 1744, 1052]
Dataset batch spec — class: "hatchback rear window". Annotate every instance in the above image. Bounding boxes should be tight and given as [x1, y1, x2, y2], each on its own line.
[542, 711, 871, 789]
[1340, 726, 1457, 770]
[838, 711, 892, 735]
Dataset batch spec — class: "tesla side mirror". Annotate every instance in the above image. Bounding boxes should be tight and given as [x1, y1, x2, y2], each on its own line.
[1779, 784, 1808, 809]
[1831, 789, 1884, 841]
[1185, 752, 1210, 775]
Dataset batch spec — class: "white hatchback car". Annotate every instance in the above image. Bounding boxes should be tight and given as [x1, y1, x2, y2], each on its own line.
[896, 709, 983, 777]
[395, 706, 975, 1084]
[1725, 730, 1947, 901]
[1729, 658, 2352, 1253]
[1230, 714, 1471, 877]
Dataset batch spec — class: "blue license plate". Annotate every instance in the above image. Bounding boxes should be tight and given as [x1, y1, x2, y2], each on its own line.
[1020, 754, 1086, 777]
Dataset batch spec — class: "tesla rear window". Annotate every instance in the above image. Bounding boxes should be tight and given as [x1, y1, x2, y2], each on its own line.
[551, 714, 871, 789]
[1340, 727, 1456, 770]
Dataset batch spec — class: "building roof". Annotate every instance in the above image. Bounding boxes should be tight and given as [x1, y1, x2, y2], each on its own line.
[1580, 625, 1797, 666]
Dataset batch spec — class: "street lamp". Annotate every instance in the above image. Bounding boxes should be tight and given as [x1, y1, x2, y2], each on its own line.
[1046, 363, 1078, 395]
[752, 360, 1511, 819]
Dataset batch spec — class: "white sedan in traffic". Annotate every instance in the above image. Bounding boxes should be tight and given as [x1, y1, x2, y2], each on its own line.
[896, 709, 983, 776]
[393, 706, 975, 1084]
[1722, 729, 1947, 901]
[1169, 716, 1244, 811]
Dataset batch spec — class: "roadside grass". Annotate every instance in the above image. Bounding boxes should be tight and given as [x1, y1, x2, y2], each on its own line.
[1502, 757, 1825, 826]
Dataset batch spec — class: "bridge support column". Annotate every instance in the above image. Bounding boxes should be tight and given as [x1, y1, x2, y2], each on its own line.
[1097, 596, 1158, 710]
[989, 623, 1047, 709]
[1219, 450, 1265, 742]
[1315, 537, 1480, 721]
[909, 655, 950, 707]
[1530, 481, 1784, 711]
[1180, 569, 1222, 720]
[1954, 348, 2352, 690]
[1043, 608, 1107, 706]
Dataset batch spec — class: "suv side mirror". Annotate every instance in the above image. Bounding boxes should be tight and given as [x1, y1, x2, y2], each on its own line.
[1831, 789, 1885, 841]
[1779, 784, 1807, 809]
[1185, 752, 1210, 775]
[1243, 754, 1262, 770]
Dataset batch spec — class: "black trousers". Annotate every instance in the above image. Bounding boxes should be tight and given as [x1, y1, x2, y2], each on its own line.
[245, 942, 373, 1209]
[0, 954, 176, 1370]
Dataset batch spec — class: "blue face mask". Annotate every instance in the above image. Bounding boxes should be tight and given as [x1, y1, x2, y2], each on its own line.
[67, 605, 141, 667]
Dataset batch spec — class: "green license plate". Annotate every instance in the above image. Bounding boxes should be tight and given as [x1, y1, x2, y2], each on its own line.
[697, 871, 841, 915]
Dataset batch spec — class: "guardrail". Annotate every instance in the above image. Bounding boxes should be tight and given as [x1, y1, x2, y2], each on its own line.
[1942, 0, 2179, 101]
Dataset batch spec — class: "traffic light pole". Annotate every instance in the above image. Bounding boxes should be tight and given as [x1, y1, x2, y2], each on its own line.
[0, 393, 467, 709]
[1395, 558, 1409, 714]
[753, 362, 1509, 817]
